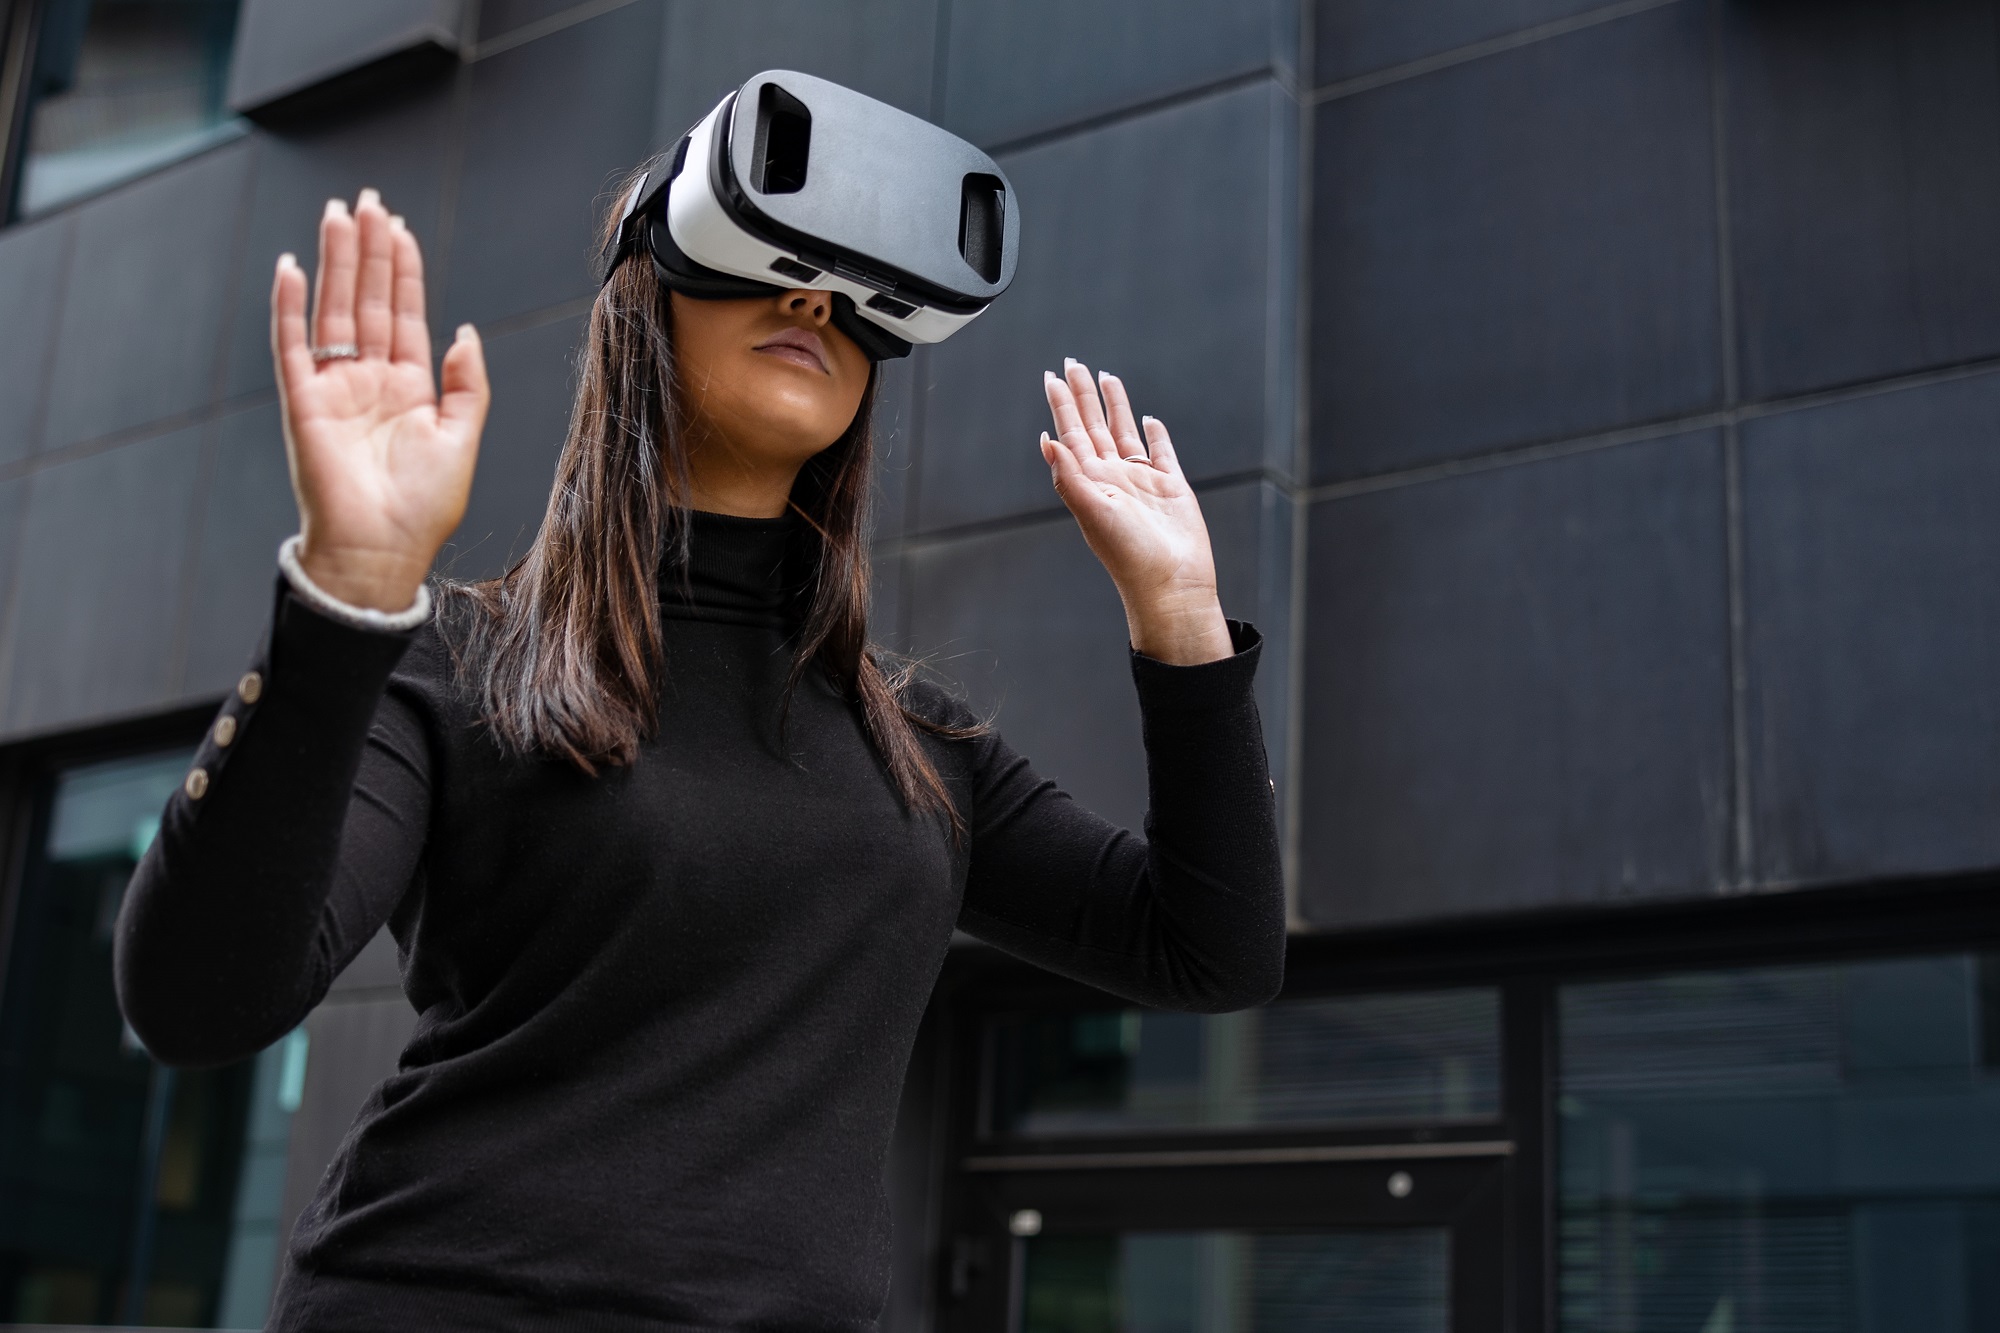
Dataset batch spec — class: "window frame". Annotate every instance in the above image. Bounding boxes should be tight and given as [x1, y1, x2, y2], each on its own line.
[926, 870, 2000, 1333]
[0, 702, 220, 1323]
[0, 0, 246, 225]
[0, 698, 211, 1018]
[0, 0, 40, 219]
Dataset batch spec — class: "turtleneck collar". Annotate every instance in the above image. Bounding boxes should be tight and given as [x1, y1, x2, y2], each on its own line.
[660, 509, 802, 629]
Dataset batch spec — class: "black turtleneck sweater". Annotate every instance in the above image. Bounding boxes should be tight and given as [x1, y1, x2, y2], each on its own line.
[114, 512, 1285, 1332]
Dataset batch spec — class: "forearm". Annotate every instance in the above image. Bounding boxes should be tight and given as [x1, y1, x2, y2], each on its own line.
[114, 578, 423, 1065]
[958, 622, 1286, 1011]
[1125, 620, 1286, 1004]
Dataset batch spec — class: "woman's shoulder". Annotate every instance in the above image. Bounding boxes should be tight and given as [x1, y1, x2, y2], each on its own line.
[886, 659, 992, 746]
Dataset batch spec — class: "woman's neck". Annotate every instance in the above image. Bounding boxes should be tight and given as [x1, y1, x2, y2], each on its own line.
[682, 425, 807, 518]
[660, 508, 799, 629]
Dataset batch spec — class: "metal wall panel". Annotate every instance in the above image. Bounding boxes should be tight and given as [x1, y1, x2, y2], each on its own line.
[439, 0, 664, 329]
[942, 0, 1295, 148]
[1298, 432, 1732, 926]
[0, 214, 71, 468]
[920, 81, 1298, 534]
[1743, 371, 2000, 885]
[181, 401, 293, 699]
[1310, 1, 1718, 482]
[1315, 0, 1609, 85]
[0, 426, 209, 734]
[39, 143, 252, 455]
[228, 0, 464, 114]
[653, 0, 939, 149]
[442, 312, 585, 581]
[1722, 0, 2000, 401]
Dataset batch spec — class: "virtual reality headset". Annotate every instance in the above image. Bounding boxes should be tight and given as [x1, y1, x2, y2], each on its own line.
[605, 70, 1020, 362]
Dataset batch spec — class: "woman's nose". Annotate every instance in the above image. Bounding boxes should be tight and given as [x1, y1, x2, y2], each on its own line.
[781, 288, 832, 325]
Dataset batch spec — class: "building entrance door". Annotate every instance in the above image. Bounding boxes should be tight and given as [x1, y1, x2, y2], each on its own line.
[933, 984, 1518, 1332]
[945, 1148, 1507, 1332]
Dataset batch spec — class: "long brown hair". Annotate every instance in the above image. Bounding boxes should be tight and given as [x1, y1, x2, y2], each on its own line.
[440, 168, 964, 829]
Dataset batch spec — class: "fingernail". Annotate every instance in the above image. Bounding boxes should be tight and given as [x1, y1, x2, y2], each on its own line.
[278, 252, 297, 269]
[390, 214, 407, 231]
[1142, 415, 1156, 426]
[457, 323, 476, 340]
[1063, 357, 1080, 370]
[1044, 370, 1058, 383]
[358, 187, 381, 208]
[324, 198, 345, 219]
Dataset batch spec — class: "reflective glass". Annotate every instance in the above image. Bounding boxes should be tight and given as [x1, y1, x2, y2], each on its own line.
[1559, 956, 2000, 1332]
[1020, 1228, 1449, 1333]
[16, 0, 241, 218]
[0, 750, 297, 1326]
[988, 990, 1500, 1137]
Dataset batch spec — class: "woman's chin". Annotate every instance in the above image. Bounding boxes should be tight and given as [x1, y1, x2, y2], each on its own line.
[713, 407, 846, 464]
[725, 390, 854, 454]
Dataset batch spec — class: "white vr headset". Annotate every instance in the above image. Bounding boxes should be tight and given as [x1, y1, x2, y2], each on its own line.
[606, 70, 1021, 361]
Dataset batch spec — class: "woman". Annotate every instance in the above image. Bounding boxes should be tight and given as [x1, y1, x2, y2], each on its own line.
[114, 165, 1284, 1326]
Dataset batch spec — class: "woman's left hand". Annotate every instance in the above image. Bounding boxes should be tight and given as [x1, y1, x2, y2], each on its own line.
[1040, 359, 1236, 666]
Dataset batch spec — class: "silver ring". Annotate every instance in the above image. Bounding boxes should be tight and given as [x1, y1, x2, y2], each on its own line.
[311, 343, 360, 363]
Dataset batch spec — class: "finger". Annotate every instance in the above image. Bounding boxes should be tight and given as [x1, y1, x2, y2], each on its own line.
[1143, 415, 1181, 475]
[354, 188, 394, 360]
[1043, 372, 1099, 464]
[1098, 372, 1147, 459]
[439, 324, 491, 448]
[1062, 358, 1119, 460]
[314, 198, 358, 353]
[271, 253, 315, 402]
[389, 216, 432, 370]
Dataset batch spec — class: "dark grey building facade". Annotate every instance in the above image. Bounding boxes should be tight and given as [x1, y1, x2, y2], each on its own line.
[0, 0, 1997, 1328]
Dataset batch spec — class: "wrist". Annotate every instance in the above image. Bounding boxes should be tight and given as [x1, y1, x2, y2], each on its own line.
[1123, 585, 1233, 666]
[295, 535, 429, 614]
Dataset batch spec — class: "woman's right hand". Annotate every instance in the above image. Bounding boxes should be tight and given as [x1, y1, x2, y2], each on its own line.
[271, 188, 489, 612]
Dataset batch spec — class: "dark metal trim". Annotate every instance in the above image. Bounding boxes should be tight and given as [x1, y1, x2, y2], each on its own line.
[0, 0, 39, 221]
[1281, 871, 2000, 993]
[1502, 976, 1557, 1333]
[963, 1138, 1515, 1173]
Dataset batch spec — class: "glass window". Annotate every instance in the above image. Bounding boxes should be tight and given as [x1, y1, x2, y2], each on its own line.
[1559, 956, 2000, 1331]
[987, 989, 1501, 1138]
[15, 0, 242, 218]
[1020, 1228, 1450, 1333]
[0, 749, 300, 1326]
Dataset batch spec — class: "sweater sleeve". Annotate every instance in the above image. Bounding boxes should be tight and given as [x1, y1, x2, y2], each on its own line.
[953, 621, 1287, 1012]
[114, 579, 434, 1067]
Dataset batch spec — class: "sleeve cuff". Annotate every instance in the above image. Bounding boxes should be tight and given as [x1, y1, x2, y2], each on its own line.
[278, 535, 432, 634]
[1129, 620, 1263, 711]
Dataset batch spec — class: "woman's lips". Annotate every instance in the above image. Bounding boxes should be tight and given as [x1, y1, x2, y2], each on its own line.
[753, 328, 829, 374]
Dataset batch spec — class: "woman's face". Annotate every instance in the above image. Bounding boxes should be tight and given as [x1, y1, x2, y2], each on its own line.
[670, 287, 871, 510]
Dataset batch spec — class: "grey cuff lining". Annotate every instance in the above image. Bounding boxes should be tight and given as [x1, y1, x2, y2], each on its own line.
[277, 535, 432, 633]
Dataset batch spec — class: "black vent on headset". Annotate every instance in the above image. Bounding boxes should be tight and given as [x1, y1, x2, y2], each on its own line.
[958, 173, 1005, 283]
[752, 84, 812, 195]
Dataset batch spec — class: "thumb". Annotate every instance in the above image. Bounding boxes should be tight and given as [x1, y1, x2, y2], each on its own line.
[438, 323, 491, 447]
[1043, 432, 1112, 524]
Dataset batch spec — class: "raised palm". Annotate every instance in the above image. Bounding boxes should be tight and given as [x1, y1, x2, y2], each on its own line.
[271, 189, 489, 612]
[1040, 361, 1233, 664]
